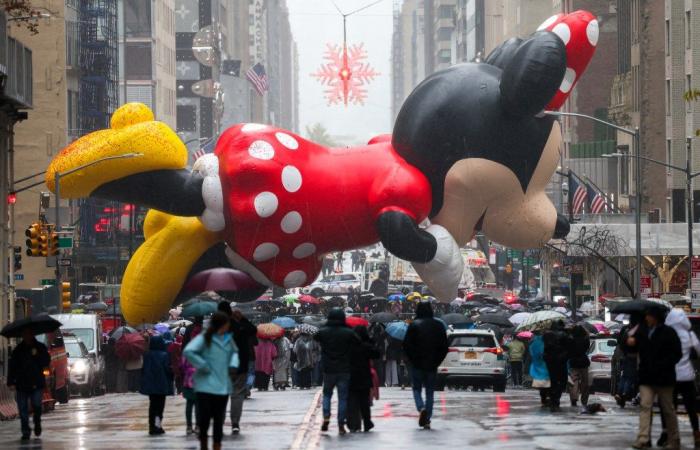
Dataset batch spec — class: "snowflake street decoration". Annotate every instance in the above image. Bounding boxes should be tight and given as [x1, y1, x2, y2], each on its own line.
[311, 43, 380, 106]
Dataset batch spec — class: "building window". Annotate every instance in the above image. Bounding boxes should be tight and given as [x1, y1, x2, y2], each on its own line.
[666, 79, 671, 116]
[665, 19, 670, 56]
[177, 105, 197, 132]
[437, 28, 452, 41]
[687, 11, 692, 49]
[125, 43, 152, 80]
[125, 0, 152, 37]
[438, 5, 453, 19]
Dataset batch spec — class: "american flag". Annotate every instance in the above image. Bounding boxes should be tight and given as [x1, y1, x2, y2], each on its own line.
[569, 173, 587, 215]
[587, 184, 607, 214]
[192, 138, 216, 162]
[246, 62, 269, 96]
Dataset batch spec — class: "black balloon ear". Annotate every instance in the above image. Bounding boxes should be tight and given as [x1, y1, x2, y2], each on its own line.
[484, 37, 524, 70]
[499, 31, 566, 117]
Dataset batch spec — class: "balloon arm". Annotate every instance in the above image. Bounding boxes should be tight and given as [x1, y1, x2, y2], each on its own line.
[91, 169, 205, 216]
[376, 210, 437, 263]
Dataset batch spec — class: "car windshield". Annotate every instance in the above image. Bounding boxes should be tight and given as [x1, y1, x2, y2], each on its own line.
[449, 335, 496, 348]
[64, 328, 94, 351]
[65, 342, 84, 358]
[595, 340, 615, 354]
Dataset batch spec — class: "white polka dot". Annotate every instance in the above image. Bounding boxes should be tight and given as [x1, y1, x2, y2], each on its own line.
[293, 243, 316, 259]
[253, 243, 279, 262]
[552, 23, 570, 45]
[281, 166, 302, 193]
[537, 14, 560, 31]
[248, 140, 275, 160]
[275, 132, 299, 150]
[586, 19, 599, 46]
[559, 67, 577, 93]
[241, 123, 268, 132]
[284, 270, 307, 288]
[254, 192, 278, 218]
[281, 211, 302, 234]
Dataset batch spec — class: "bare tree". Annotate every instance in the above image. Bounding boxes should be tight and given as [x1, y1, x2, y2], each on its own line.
[3, 1, 43, 34]
[644, 255, 687, 293]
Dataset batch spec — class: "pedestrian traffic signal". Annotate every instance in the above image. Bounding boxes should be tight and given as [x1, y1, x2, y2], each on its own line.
[48, 231, 59, 256]
[25, 222, 42, 256]
[13, 246, 22, 271]
[61, 281, 71, 310]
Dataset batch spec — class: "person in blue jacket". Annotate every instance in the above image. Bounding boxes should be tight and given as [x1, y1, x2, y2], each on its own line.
[528, 332, 550, 407]
[140, 334, 174, 435]
[184, 312, 239, 450]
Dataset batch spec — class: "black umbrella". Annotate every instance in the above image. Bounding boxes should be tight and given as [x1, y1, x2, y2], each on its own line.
[1, 315, 62, 338]
[577, 321, 598, 335]
[477, 313, 513, 328]
[441, 313, 473, 326]
[477, 323, 504, 340]
[609, 299, 660, 314]
[369, 312, 398, 323]
[85, 302, 109, 312]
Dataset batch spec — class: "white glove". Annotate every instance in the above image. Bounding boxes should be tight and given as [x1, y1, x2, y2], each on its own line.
[411, 224, 464, 301]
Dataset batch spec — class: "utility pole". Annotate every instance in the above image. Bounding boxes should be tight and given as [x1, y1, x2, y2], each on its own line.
[688, 137, 694, 290]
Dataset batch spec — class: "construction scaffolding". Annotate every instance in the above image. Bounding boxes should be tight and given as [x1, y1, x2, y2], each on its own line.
[78, 0, 118, 133]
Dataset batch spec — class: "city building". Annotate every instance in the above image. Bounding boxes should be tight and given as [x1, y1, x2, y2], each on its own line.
[453, 0, 484, 63]
[391, 0, 425, 122]
[432, 0, 456, 71]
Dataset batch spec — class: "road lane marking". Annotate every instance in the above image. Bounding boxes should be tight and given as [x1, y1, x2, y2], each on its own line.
[290, 389, 323, 450]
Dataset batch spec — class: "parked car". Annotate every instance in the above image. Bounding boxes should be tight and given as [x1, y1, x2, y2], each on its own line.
[52, 314, 105, 394]
[64, 336, 97, 397]
[436, 329, 507, 392]
[588, 337, 615, 392]
[302, 273, 361, 297]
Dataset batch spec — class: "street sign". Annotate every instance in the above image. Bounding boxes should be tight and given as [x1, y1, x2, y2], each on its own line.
[40, 278, 56, 286]
[692, 259, 700, 308]
[640, 275, 652, 300]
[58, 258, 71, 267]
[14, 273, 24, 281]
[57, 236, 73, 249]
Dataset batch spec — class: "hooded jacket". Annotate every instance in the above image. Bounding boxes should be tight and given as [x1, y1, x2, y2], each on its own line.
[140, 335, 174, 396]
[314, 309, 359, 373]
[7, 339, 50, 392]
[184, 332, 239, 396]
[665, 309, 700, 382]
[230, 316, 258, 373]
[403, 302, 448, 371]
[637, 316, 682, 386]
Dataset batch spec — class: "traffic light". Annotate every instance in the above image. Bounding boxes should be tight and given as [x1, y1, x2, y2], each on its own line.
[38, 232, 49, 256]
[61, 281, 71, 310]
[48, 231, 59, 256]
[13, 246, 21, 271]
[25, 223, 42, 256]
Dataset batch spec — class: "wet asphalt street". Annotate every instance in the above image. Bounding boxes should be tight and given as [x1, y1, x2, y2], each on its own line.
[0, 387, 696, 449]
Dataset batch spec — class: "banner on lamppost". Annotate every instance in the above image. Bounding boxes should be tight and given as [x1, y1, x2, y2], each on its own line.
[691, 259, 700, 308]
[640, 275, 652, 300]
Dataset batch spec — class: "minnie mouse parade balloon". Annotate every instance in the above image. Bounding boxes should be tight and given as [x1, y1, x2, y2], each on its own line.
[45, 11, 597, 324]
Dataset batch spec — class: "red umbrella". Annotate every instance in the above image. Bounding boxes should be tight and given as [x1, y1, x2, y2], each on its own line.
[115, 333, 147, 360]
[345, 316, 369, 328]
[298, 294, 320, 305]
[257, 323, 285, 340]
[182, 268, 261, 297]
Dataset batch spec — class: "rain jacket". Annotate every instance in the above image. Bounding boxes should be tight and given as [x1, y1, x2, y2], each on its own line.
[665, 309, 700, 382]
[7, 340, 50, 392]
[184, 332, 239, 396]
[507, 339, 526, 362]
[637, 320, 682, 386]
[140, 335, 174, 396]
[230, 316, 257, 373]
[528, 335, 549, 382]
[568, 327, 591, 369]
[293, 334, 319, 370]
[314, 309, 359, 373]
[403, 302, 449, 371]
[350, 335, 380, 391]
[254, 339, 277, 375]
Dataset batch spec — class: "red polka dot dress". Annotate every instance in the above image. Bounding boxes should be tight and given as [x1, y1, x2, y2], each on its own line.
[537, 10, 598, 110]
[214, 125, 432, 288]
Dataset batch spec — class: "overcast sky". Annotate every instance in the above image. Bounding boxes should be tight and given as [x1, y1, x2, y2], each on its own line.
[287, 0, 393, 143]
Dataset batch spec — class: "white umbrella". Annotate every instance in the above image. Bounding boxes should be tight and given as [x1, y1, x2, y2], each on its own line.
[579, 301, 596, 314]
[508, 312, 532, 326]
[553, 306, 568, 314]
[515, 310, 567, 332]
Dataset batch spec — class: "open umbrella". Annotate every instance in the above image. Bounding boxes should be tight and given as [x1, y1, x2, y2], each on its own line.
[346, 316, 369, 328]
[1, 315, 62, 338]
[388, 294, 406, 303]
[577, 321, 598, 335]
[441, 313, 473, 326]
[302, 315, 325, 326]
[257, 323, 285, 339]
[515, 310, 567, 332]
[298, 294, 320, 305]
[115, 333, 146, 360]
[434, 317, 448, 330]
[406, 292, 423, 302]
[298, 323, 319, 335]
[154, 323, 170, 334]
[281, 294, 299, 305]
[516, 331, 533, 340]
[477, 313, 512, 328]
[182, 301, 218, 318]
[109, 325, 136, 341]
[182, 268, 264, 301]
[85, 302, 109, 312]
[609, 299, 664, 314]
[477, 323, 504, 340]
[272, 316, 297, 329]
[385, 321, 408, 340]
[369, 312, 398, 323]
[450, 298, 466, 307]
[553, 306, 568, 314]
[508, 312, 532, 326]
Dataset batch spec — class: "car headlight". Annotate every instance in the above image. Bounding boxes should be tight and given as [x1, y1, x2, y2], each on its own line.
[72, 360, 87, 374]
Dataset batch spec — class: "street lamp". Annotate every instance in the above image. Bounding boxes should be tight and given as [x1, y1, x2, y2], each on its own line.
[54, 153, 143, 311]
[544, 110, 642, 295]
[604, 136, 696, 292]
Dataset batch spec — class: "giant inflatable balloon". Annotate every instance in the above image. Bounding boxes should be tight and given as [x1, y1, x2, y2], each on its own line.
[46, 11, 597, 324]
